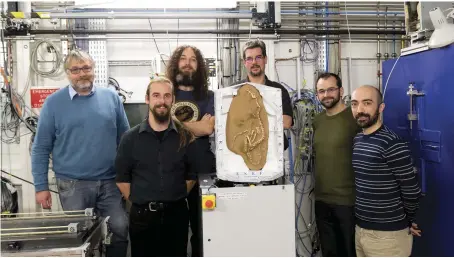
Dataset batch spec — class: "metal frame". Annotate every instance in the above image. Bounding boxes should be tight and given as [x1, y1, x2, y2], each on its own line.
[87, 19, 108, 86]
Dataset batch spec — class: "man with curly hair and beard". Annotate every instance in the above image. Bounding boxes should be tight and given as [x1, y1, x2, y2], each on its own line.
[166, 45, 215, 257]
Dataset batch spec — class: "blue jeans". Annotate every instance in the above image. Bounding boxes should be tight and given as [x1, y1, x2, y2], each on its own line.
[56, 178, 129, 257]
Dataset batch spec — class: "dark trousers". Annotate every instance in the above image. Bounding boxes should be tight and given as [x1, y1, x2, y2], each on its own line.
[188, 182, 202, 257]
[129, 199, 189, 257]
[315, 201, 356, 257]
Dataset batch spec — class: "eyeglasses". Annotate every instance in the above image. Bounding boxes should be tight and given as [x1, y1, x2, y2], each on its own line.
[317, 87, 339, 95]
[245, 55, 264, 63]
[68, 66, 92, 75]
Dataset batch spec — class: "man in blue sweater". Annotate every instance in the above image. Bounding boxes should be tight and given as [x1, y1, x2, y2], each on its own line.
[31, 49, 130, 257]
[351, 85, 421, 257]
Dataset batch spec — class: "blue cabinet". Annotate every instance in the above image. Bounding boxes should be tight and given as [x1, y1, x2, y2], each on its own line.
[382, 44, 454, 257]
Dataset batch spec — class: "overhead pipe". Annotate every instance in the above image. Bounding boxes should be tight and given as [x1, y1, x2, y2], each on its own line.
[325, 1, 329, 73]
[48, 12, 253, 19]
[239, 3, 404, 8]
[282, 16, 404, 21]
[376, 4, 382, 90]
[25, 29, 406, 35]
[296, 53, 302, 100]
[281, 23, 406, 29]
[347, 57, 353, 96]
[280, 10, 404, 15]
[6, 35, 410, 41]
[39, 10, 404, 19]
[280, 5, 403, 9]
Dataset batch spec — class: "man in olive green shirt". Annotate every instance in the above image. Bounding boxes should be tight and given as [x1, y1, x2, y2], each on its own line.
[313, 73, 359, 257]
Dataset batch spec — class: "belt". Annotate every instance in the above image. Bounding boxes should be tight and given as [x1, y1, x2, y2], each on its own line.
[134, 198, 186, 212]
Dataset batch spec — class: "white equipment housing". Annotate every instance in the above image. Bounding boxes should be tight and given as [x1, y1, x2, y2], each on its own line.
[200, 177, 296, 257]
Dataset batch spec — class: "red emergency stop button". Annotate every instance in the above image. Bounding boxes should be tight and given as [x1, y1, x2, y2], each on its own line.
[202, 194, 216, 210]
[205, 200, 214, 208]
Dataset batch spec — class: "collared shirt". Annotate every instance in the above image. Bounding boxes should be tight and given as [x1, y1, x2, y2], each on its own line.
[115, 119, 214, 204]
[68, 85, 96, 100]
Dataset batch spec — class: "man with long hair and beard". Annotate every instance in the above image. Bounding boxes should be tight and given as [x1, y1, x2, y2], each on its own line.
[166, 45, 215, 257]
[351, 85, 421, 257]
[312, 72, 359, 257]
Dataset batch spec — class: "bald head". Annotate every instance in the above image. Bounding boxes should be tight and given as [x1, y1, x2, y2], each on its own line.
[351, 85, 385, 129]
[352, 85, 382, 104]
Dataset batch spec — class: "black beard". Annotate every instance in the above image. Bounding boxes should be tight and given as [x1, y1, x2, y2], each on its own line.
[320, 95, 340, 109]
[176, 72, 195, 87]
[150, 105, 170, 123]
[355, 110, 380, 129]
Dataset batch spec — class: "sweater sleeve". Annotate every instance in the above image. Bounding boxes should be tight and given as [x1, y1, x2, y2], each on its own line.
[31, 100, 55, 192]
[115, 94, 130, 145]
[385, 139, 421, 223]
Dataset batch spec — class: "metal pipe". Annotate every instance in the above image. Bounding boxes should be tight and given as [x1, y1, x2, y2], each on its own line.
[37, 10, 405, 20]
[1, 226, 69, 231]
[281, 10, 404, 15]
[340, 57, 382, 60]
[0, 210, 86, 216]
[240, 3, 404, 8]
[1, 230, 69, 236]
[281, 24, 406, 29]
[377, 4, 382, 90]
[348, 57, 353, 95]
[26, 29, 405, 35]
[7, 36, 409, 42]
[385, 7, 389, 57]
[325, 1, 329, 72]
[2, 214, 89, 220]
[282, 16, 404, 21]
[279, 6, 404, 10]
[49, 12, 253, 19]
[296, 55, 301, 100]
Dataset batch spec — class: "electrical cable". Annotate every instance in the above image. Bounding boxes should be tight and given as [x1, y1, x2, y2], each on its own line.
[300, 40, 319, 63]
[382, 54, 401, 100]
[1, 169, 58, 194]
[68, 19, 78, 50]
[177, 18, 180, 47]
[30, 39, 64, 78]
[344, 1, 352, 56]
[147, 19, 167, 69]
[289, 89, 323, 256]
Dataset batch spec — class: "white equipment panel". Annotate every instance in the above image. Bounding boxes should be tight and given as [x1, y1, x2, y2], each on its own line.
[201, 184, 296, 257]
[214, 83, 284, 183]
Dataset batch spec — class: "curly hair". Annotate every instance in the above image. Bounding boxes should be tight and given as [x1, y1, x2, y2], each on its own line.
[166, 45, 209, 101]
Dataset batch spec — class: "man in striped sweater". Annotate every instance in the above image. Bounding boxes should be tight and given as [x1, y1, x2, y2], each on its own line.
[350, 85, 422, 257]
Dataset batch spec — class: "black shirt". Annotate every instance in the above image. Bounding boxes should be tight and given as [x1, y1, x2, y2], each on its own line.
[115, 119, 214, 204]
[232, 75, 294, 149]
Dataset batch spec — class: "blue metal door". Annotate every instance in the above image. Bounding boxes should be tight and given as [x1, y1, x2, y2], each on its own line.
[382, 44, 454, 257]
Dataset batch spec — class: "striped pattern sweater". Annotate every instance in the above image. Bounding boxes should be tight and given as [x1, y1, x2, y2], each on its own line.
[352, 125, 421, 231]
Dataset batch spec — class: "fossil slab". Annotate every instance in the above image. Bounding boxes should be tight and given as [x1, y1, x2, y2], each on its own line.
[226, 84, 269, 170]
